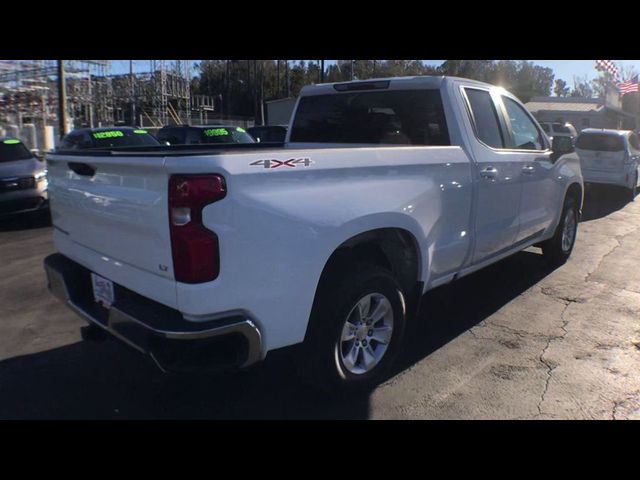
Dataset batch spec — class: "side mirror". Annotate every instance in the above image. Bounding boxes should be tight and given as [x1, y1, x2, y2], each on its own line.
[551, 135, 574, 162]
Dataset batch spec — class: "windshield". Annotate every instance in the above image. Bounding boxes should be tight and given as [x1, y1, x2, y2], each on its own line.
[199, 127, 256, 144]
[576, 133, 624, 152]
[0, 140, 34, 163]
[290, 89, 450, 145]
[91, 129, 160, 148]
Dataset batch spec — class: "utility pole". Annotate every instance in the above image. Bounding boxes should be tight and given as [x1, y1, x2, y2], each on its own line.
[276, 60, 280, 98]
[350, 60, 355, 81]
[130, 60, 136, 127]
[285, 60, 290, 97]
[320, 60, 324, 83]
[225, 60, 230, 119]
[57, 60, 68, 137]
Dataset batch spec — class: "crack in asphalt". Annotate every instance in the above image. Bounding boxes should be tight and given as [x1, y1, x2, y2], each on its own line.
[536, 301, 572, 416]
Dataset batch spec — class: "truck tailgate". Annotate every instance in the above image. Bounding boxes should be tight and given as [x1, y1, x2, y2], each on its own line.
[47, 153, 174, 281]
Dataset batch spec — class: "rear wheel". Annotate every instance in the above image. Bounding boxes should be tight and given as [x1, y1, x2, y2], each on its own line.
[298, 263, 407, 392]
[541, 195, 579, 267]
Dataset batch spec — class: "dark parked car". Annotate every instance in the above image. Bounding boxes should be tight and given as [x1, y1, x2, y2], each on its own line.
[247, 125, 288, 143]
[156, 125, 256, 145]
[0, 137, 49, 217]
[59, 127, 161, 150]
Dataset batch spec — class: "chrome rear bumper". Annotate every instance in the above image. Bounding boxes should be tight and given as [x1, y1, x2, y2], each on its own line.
[44, 253, 263, 373]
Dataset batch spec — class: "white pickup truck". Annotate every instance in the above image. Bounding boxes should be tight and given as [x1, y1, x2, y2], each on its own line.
[44, 76, 583, 390]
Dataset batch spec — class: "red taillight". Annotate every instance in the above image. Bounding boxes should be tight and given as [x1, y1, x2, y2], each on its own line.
[168, 174, 226, 283]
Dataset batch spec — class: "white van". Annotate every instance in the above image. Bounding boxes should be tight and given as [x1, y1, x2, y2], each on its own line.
[575, 128, 640, 199]
[539, 122, 578, 142]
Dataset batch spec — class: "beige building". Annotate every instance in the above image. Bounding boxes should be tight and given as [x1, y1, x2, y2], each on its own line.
[526, 96, 639, 132]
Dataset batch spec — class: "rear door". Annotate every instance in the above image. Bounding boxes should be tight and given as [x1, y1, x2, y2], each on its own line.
[576, 133, 626, 172]
[461, 86, 522, 263]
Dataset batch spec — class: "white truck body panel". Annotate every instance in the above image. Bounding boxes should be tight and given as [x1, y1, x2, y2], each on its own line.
[46, 76, 584, 358]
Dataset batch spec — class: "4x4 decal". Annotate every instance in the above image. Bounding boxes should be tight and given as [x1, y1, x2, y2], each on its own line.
[250, 158, 313, 169]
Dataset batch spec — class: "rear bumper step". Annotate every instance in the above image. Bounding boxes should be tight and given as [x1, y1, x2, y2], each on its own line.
[43, 253, 262, 373]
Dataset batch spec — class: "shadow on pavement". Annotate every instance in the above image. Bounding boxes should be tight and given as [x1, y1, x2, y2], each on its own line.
[581, 184, 631, 222]
[0, 208, 51, 232]
[394, 249, 553, 376]
[0, 249, 557, 420]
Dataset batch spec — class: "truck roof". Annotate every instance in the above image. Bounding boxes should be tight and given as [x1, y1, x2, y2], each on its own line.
[580, 128, 632, 136]
[299, 75, 494, 96]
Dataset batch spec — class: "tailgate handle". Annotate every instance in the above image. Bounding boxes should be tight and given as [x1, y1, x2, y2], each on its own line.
[68, 162, 96, 177]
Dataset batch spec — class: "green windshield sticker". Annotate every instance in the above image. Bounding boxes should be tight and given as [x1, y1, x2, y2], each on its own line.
[3, 139, 21, 144]
[203, 128, 229, 137]
[236, 127, 246, 133]
[92, 131, 124, 139]
[133, 129, 148, 134]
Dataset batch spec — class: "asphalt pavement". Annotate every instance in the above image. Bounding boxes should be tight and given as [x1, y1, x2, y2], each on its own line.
[1, 185, 639, 419]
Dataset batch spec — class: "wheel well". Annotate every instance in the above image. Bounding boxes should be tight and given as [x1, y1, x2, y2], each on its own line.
[319, 228, 420, 297]
[566, 183, 583, 210]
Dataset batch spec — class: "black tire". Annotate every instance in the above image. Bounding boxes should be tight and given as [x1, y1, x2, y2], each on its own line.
[541, 195, 579, 267]
[297, 263, 407, 392]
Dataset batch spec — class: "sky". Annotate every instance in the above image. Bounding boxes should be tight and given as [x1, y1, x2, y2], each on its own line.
[111, 60, 640, 85]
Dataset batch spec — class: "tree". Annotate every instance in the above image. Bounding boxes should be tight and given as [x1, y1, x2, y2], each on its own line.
[570, 76, 593, 98]
[554, 79, 570, 97]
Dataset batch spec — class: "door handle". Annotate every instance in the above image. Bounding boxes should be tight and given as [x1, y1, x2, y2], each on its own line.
[480, 167, 498, 179]
[522, 165, 536, 174]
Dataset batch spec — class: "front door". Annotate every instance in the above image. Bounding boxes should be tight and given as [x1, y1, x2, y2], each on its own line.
[498, 95, 557, 241]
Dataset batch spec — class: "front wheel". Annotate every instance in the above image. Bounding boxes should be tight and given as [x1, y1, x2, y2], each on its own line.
[298, 264, 407, 392]
[541, 196, 579, 267]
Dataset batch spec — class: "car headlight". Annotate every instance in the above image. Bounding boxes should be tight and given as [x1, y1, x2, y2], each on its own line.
[35, 170, 47, 181]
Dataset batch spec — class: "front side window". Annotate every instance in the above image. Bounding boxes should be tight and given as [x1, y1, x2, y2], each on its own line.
[628, 133, 640, 151]
[502, 96, 545, 150]
[464, 88, 504, 148]
[290, 89, 450, 145]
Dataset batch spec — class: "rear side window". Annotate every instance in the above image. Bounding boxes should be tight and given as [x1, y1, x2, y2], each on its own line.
[290, 90, 450, 145]
[576, 133, 624, 152]
[0, 140, 33, 163]
[464, 88, 504, 148]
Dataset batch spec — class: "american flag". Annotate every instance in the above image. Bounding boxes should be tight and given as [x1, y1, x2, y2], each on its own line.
[595, 60, 620, 82]
[618, 75, 639, 95]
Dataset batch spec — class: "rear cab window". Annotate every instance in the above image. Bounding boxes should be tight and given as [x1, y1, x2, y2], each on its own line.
[576, 133, 625, 152]
[290, 89, 450, 145]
